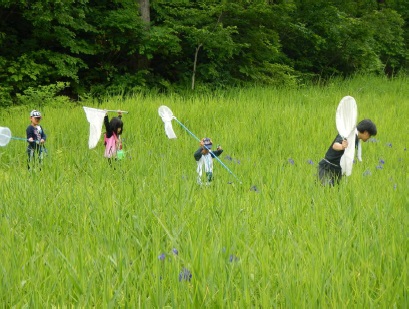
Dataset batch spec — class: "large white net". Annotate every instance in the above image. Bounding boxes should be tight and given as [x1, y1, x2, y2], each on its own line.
[83, 107, 106, 149]
[158, 105, 177, 139]
[0, 127, 12, 147]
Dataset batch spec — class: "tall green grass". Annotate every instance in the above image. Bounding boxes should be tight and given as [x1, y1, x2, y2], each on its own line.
[0, 75, 407, 307]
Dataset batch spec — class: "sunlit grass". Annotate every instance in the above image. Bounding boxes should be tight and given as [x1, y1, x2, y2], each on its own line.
[0, 75, 407, 307]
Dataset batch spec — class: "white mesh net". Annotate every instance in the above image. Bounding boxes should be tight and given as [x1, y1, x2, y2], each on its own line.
[0, 127, 11, 147]
[83, 107, 106, 149]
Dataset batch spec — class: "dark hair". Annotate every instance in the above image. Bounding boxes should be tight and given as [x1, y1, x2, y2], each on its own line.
[110, 117, 123, 135]
[357, 119, 377, 136]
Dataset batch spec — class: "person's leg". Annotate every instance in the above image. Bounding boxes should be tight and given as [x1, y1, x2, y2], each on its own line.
[27, 148, 34, 170]
[197, 161, 203, 185]
[318, 160, 331, 186]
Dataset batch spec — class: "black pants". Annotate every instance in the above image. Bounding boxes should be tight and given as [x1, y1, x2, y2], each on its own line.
[318, 159, 342, 186]
[27, 146, 45, 170]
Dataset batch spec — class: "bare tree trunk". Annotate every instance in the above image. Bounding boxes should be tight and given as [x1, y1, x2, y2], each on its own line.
[191, 12, 222, 91]
[192, 43, 202, 90]
[138, 0, 150, 26]
[137, 0, 150, 70]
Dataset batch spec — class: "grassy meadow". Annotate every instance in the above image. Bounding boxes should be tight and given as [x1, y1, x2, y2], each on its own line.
[0, 75, 407, 307]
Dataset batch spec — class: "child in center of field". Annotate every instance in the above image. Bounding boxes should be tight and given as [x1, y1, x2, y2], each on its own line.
[104, 110, 123, 164]
[194, 137, 223, 185]
[318, 119, 377, 186]
[26, 110, 46, 170]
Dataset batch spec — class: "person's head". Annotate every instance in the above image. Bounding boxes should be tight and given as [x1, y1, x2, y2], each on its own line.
[202, 137, 212, 153]
[357, 119, 377, 142]
[30, 110, 42, 125]
[110, 117, 123, 135]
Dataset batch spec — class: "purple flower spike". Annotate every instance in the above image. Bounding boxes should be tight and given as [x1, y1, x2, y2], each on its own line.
[288, 158, 294, 165]
[307, 159, 314, 165]
[376, 165, 383, 170]
[158, 253, 166, 261]
[379, 159, 385, 165]
[250, 185, 259, 192]
[179, 268, 192, 282]
[363, 170, 372, 176]
[172, 248, 178, 255]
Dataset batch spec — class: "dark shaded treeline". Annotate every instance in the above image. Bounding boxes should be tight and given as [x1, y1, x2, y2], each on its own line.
[0, 0, 408, 105]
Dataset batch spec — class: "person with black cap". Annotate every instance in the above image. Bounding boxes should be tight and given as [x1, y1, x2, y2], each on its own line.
[26, 110, 47, 170]
[193, 137, 223, 185]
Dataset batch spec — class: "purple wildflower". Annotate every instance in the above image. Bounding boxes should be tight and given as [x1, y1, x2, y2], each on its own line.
[376, 165, 383, 170]
[288, 158, 294, 165]
[236, 159, 241, 164]
[225, 155, 233, 161]
[369, 138, 378, 143]
[379, 159, 385, 165]
[363, 169, 372, 176]
[229, 254, 239, 262]
[158, 253, 166, 261]
[386, 143, 392, 148]
[307, 159, 314, 165]
[172, 248, 178, 255]
[250, 185, 259, 192]
[179, 268, 192, 282]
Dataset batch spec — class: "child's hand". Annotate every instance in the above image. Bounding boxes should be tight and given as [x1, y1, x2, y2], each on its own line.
[118, 110, 122, 116]
[216, 145, 222, 150]
[341, 139, 348, 149]
[40, 139, 45, 144]
[28, 137, 34, 142]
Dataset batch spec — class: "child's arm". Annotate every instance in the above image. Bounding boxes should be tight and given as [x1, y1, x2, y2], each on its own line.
[26, 126, 35, 143]
[332, 139, 348, 151]
[211, 145, 223, 157]
[194, 147, 203, 161]
[104, 114, 112, 136]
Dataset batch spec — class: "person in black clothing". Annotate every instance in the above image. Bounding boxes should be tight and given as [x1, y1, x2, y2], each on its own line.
[26, 110, 46, 170]
[318, 119, 377, 186]
[194, 137, 223, 185]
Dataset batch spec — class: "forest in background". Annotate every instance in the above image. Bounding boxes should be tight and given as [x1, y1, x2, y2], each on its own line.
[0, 0, 408, 106]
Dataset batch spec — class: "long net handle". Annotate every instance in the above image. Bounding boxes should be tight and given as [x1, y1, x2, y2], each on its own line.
[173, 118, 242, 184]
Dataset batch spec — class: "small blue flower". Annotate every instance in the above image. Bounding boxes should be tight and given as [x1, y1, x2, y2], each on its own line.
[379, 159, 385, 165]
[376, 165, 383, 170]
[363, 169, 372, 176]
[250, 185, 259, 192]
[172, 248, 178, 255]
[386, 143, 392, 148]
[225, 155, 233, 161]
[229, 254, 239, 262]
[179, 268, 192, 282]
[307, 159, 314, 165]
[288, 158, 294, 165]
[158, 253, 166, 261]
[236, 159, 241, 164]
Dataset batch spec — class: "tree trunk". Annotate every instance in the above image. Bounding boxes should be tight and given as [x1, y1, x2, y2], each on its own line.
[192, 43, 202, 90]
[138, 0, 150, 26]
[137, 0, 150, 70]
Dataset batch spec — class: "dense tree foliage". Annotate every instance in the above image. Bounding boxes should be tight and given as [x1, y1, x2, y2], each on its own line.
[0, 0, 407, 105]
